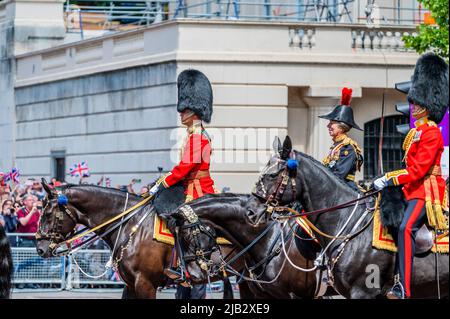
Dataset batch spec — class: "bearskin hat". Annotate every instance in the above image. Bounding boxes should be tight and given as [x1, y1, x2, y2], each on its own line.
[177, 69, 213, 123]
[318, 87, 362, 131]
[407, 53, 449, 123]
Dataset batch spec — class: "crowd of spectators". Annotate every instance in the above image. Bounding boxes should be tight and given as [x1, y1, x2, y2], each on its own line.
[0, 179, 48, 247]
[0, 176, 150, 242]
[0, 176, 150, 289]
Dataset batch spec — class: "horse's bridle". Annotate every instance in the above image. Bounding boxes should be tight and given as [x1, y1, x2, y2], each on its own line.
[252, 161, 297, 215]
[178, 205, 220, 276]
[177, 204, 283, 283]
[35, 193, 78, 254]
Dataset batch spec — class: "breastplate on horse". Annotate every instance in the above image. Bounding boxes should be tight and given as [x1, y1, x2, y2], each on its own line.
[373, 53, 449, 299]
[319, 87, 364, 191]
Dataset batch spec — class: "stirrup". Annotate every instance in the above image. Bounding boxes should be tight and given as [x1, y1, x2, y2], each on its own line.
[164, 268, 184, 281]
[178, 280, 191, 288]
[386, 275, 406, 299]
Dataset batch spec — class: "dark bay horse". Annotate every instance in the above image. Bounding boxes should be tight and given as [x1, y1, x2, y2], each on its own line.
[0, 225, 13, 299]
[36, 181, 246, 299]
[169, 193, 317, 299]
[249, 136, 449, 299]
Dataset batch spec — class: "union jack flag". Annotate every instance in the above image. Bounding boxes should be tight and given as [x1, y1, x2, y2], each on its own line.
[0, 172, 5, 186]
[70, 162, 90, 178]
[5, 168, 20, 184]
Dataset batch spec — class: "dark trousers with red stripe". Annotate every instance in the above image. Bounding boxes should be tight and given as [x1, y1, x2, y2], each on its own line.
[395, 198, 427, 298]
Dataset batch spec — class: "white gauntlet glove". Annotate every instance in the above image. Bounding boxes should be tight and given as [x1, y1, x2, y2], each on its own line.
[373, 176, 388, 191]
[149, 184, 160, 195]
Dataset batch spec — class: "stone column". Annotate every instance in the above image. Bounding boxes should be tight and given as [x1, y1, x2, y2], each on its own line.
[304, 98, 337, 162]
[0, 0, 65, 169]
[0, 1, 16, 170]
[12, 0, 66, 55]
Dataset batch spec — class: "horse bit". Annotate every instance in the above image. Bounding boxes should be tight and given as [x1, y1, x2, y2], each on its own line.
[35, 193, 78, 254]
[252, 159, 297, 215]
[178, 205, 220, 276]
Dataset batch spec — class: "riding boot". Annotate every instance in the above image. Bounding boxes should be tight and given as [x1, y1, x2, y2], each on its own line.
[164, 246, 184, 281]
[164, 233, 189, 286]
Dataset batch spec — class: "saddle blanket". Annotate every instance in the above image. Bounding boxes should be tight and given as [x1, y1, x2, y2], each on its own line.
[372, 210, 448, 254]
[153, 215, 231, 246]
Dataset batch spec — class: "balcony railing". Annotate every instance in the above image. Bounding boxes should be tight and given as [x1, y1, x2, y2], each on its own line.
[64, 0, 426, 35]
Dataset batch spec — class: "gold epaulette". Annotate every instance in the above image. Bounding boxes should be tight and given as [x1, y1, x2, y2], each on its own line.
[344, 137, 363, 171]
[343, 137, 362, 153]
[402, 128, 416, 151]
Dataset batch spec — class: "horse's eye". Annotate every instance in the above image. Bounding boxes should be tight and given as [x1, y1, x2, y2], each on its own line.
[269, 172, 279, 178]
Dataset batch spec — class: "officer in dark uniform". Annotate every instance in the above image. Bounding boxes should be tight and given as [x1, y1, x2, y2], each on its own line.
[319, 87, 363, 191]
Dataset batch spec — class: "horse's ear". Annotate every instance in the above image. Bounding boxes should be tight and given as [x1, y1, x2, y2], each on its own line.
[272, 137, 282, 156]
[281, 136, 293, 160]
[41, 178, 55, 199]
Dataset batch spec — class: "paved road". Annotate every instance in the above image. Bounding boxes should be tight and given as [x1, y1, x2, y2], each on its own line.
[11, 289, 232, 299]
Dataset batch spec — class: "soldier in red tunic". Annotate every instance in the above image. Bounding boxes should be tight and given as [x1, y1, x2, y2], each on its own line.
[148, 69, 216, 292]
[149, 69, 216, 200]
[373, 53, 448, 299]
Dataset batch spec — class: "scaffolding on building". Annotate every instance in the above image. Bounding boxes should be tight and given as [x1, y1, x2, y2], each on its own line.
[64, 0, 425, 36]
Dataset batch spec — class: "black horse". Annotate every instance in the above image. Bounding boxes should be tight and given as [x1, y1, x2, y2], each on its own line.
[36, 180, 246, 298]
[248, 136, 448, 299]
[168, 193, 317, 298]
[0, 225, 13, 299]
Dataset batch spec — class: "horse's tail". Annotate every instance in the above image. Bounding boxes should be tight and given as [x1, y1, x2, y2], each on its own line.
[0, 226, 13, 299]
[222, 277, 234, 299]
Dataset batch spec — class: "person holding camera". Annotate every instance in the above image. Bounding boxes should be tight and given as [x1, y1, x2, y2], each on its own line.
[127, 178, 141, 194]
[1, 200, 18, 233]
[1, 199, 19, 246]
[16, 194, 41, 247]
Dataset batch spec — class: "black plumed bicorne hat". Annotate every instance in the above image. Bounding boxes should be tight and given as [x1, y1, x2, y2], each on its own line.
[318, 87, 362, 131]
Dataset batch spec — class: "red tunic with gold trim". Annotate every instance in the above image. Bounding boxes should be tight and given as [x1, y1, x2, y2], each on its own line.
[385, 117, 446, 229]
[161, 123, 216, 202]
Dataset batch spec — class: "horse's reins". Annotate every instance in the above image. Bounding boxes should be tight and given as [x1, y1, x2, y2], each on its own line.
[39, 191, 153, 256]
[65, 194, 153, 246]
[270, 189, 380, 220]
[274, 191, 380, 241]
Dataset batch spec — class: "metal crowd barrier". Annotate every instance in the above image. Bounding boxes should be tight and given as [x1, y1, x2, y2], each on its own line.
[8, 233, 239, 295]
[8, 233, 124, 291]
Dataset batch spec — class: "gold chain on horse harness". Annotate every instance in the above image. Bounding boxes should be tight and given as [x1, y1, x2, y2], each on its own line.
[111, 202, 155, 270]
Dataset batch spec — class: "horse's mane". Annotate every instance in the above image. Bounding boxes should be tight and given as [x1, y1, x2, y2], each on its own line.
[184, 193, 251, 219]
[61, 183, 141, 198]
[188, 192, 250, 206]
[295, 151, 358, 194]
